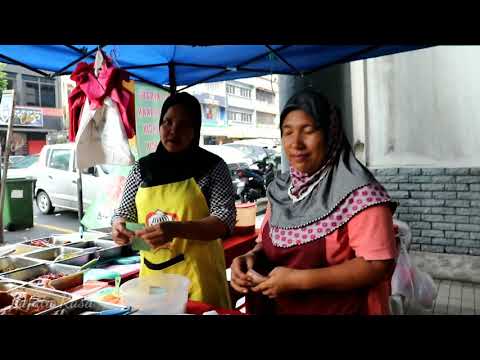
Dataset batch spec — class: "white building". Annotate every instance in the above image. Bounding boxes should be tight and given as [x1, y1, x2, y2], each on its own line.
[0, 63, 65, 155]
[189, 75, 280, 145]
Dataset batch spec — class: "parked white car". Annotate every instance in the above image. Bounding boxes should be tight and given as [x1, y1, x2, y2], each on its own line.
[201, 145, 252, 199]
[34, 143, 114, 214]
[201, 145, 253, 168]
[4, 155, 40, 179]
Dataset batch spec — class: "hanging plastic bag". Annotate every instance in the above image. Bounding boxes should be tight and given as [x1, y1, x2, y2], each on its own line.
[75, 97, 134, 169]
[411, 266, 437, 309]
[393, 219, 412, 250]
[391, 220, 437, 312]
[391, 242, 415, 300]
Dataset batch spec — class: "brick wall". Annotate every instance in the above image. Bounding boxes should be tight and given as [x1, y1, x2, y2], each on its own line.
[370, 168, 480, 255]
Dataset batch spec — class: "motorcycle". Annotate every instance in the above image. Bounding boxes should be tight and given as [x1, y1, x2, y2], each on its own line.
[235, 158, 275, 203]
[235, 167, 264, 203]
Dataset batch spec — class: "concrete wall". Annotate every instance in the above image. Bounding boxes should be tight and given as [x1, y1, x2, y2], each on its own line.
[359, 46, 480, 168]
[371, 167, 480, 255]
[352, 46, 480, 254]
[278, 64, 354, 173]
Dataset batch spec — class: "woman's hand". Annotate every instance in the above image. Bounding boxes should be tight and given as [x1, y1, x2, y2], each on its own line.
[252, 266, 301, 299]
[112, 218, 134, 246]
[230, 252, 257, 294]
[135, 222, 176, 250]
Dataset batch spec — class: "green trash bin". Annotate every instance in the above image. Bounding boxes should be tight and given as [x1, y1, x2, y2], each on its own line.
[2, 178, 34, 231]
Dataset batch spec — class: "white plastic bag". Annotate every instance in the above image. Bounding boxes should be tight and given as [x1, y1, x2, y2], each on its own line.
[391, 221, 437, 312]
[393, 219, 412, 250]
[391, 243, 415, 300]
[411, 267, 437, 308]
[75, 97, 134, 169]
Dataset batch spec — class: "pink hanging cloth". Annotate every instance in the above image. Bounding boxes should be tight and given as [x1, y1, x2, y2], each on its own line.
[68, 52, 135, 142]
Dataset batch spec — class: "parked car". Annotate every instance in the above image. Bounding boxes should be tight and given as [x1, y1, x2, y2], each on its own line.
[225, 143, 268, 163]
[11, 155, 26, 163]
[5, 155, 40, 179]
[34, 143, 114, 214]
[225, 142, 280, 173]
[230, 138, 280, 151]
[201, 145, 253, 199]
[1, 155, 25, 168]
[201, 144, 253, 171]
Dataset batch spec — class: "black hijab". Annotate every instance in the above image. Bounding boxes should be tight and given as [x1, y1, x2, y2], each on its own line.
[139, 92, 221, 187]
[268, 90, 395, 229]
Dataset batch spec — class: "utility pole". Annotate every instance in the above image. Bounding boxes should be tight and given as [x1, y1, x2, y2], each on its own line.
[0, 90, 16, 244]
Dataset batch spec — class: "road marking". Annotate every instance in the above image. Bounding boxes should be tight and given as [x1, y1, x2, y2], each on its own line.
[34, 223, 75, 234]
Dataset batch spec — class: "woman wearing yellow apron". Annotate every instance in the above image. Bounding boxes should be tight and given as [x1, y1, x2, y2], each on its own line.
[112, 92, 236, 309]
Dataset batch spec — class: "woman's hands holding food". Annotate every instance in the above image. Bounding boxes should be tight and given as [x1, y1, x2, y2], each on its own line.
[112, 218, 134, 246]
[230, 252, 258, 293]
[251, 266, 302, 299]
[135, 222, 176, 250]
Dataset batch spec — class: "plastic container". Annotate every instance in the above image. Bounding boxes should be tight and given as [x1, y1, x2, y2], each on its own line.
[119, 274, 191, 315]
[234, 202, 257, 236]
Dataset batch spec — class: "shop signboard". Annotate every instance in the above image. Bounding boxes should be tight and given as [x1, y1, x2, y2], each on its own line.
[0, 90, 14, 125]
[12, 107, 44, 127]
[134, 82, 169, 158]
[195, 93, 226, 128]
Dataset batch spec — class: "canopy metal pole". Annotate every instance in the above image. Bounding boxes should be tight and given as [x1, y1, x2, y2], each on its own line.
[0, 90, 15, 244]
[121, 62, 169, 70]
[265, 45, 302, 76]
[179, 45, 292, 93]
[66, 45, 171, 92]
[303, 45, 382, 76]
[121, 61, 294, 77]
[0, 53, 49, 77]
[69, 42, 171, 92]
[53, 45, 107, 77]
[76, 166, 84, 239]
[168, 62, 176, 94]
[128, 72, 171, 93]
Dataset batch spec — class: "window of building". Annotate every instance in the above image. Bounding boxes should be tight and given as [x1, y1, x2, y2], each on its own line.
[4, 72, 19, 104]
[228, 109, 252, 124]
[256, 111, 275, 126]
[206, 82, 221, 92]
[22, 75, 56, 107]
[5, 72, 16, 91]
[226, 84, 235, 95]
[240, 88, 251, 98]
[256, 89, 275, 104]
[226, 83, 252, 99]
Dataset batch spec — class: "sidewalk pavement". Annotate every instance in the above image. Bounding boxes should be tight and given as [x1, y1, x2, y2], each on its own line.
[410, 250, 480, 284]
[401, 251, 480, 315]
[406, 279, 480, 315]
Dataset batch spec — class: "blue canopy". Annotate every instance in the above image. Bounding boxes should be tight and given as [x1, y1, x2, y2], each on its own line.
[0, 45, 429, 91]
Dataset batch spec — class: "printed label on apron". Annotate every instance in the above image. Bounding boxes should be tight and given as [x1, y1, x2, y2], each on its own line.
[146, 209, 178, 226]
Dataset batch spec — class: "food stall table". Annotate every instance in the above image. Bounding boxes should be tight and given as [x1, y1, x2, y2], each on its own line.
[223, 230, 259, 268]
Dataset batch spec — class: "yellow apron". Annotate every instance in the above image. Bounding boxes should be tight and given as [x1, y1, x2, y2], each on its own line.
[136, 177, 232, 309]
